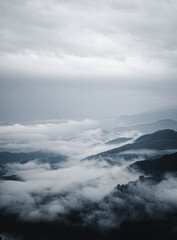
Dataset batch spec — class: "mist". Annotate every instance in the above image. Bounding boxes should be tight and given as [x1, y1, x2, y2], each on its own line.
[0, 119, 177, 230]
[1, 0, 177, 239]
[0, 119, 140, 159]
[0, 120, 139, 218]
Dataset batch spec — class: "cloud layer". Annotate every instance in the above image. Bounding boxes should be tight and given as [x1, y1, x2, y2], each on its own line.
[1, 0, 177, 79]
[0, 119, 139, 225]
[0, 119, 177, 237]
[0, 0, 177, 121]
[0, 119, 139, 160]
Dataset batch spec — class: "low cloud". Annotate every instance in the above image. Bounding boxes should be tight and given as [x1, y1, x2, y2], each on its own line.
[1, 119, 176, 234]
[0, 159, 138, 221]
[0, 119, 139, 160]
[1, 159, 177, 232]
[84, 173, 177, 230]
[0, 119, 140, 225]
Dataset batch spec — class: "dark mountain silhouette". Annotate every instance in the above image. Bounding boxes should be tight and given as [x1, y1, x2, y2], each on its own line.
[1, 175, 177, 240]
[0, 216, 176, 240]
[129, 152, 177, 176]
[1, 174, 175, 240]
[85, 129, 177, 164]
[99, 174, 177, 240]
[1, 174, 23, 181]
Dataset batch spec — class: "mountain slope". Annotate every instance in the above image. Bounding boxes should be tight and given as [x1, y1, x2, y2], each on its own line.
[0, 151, 67, 165]
[129, 152, 177, 176]
[85, 130, 177, 164]
[0, 151, 68, 178]
[105, 137, 132, 145]
[116, 107, 177, 125]
[115, 119, 177, 134]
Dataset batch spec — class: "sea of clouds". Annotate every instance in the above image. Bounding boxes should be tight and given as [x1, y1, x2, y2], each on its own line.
[0, 119, 140, 160]
[1, 119, 177, 238]
[0, 119, 140, 222]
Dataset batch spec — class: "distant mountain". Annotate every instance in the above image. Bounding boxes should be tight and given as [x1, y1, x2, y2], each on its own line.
[129, 152, 177, 176]
[105, 137, 132, 145]
[1, 174, 23, 181]
[116, 119, 177, 134]
[85, 130, 177, 164]
[117, 107, 177, 125]
[0, 151, 67, 165]
[0, 151, 68, 178]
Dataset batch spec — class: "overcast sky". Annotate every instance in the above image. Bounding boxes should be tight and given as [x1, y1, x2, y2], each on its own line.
[0, 0, 177, 122]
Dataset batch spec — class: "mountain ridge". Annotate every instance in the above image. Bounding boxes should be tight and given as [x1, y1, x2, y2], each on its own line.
[115, 119, 177, 134]
[85, 129, 177, 164]
[129, 152, 177, 176]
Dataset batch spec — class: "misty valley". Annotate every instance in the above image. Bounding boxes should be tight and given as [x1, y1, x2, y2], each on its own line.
[1, 0, 177, 239]
[0, 112, 177, 240]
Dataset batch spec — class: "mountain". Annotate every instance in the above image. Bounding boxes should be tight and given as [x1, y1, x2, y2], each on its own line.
[105, 137, 132, 145]
[0, 151, 68, 178]
[1, 174, 177, 240]
[85, 129, 177, 164]
[116, 107, 177, 125]
[0, 151, 67, 165]
[1, 137, 177, 239]
[115, 119, 177, 134]
[99, 173, 177, 240]
[129, 152, 177, 176]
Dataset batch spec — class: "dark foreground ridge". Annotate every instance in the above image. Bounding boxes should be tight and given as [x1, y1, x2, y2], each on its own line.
[1, 174, 177, 240]
[0, 219, 177, 240]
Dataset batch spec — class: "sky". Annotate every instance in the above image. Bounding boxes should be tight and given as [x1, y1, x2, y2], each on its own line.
[0, 0, 177, 122]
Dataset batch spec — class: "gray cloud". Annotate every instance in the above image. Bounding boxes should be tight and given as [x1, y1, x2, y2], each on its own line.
[1, 0, 177, 58]
[0, 0, 177, 121]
